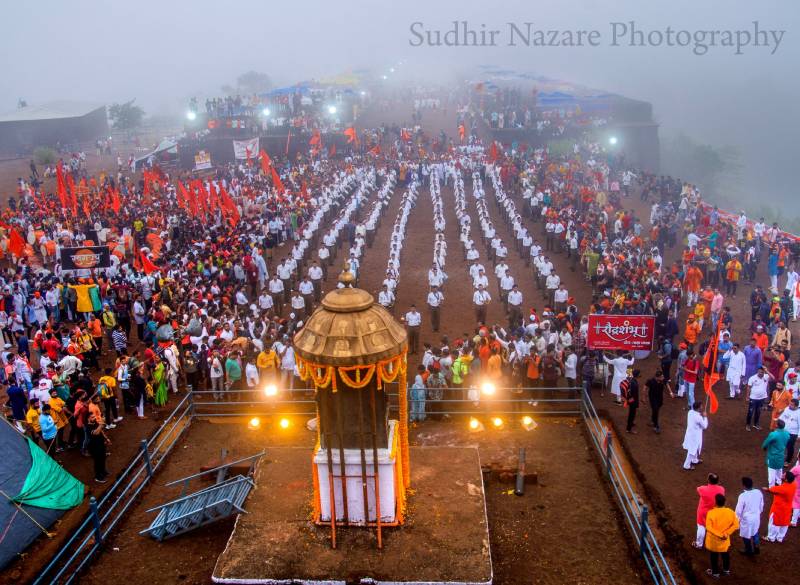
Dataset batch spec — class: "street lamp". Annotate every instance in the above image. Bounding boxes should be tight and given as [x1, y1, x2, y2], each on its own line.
[186, 111, 197, 121]
[608, 136, 618, 146]
[327, 105, 337, 115]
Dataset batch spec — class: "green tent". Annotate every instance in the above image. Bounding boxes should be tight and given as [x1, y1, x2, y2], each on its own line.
[12, 438, 84, 510]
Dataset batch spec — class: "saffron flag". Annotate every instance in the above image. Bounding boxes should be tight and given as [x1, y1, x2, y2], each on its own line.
[140, 251, 160, 275]
[259, 149, 272, 175]
[400, 128, 411, 142]
[56, 162, 67, 208]
[309, 129, 321, 146]
[8, 229, 26, 257]
[111, 188, 121, 215]
[271, 167, 285, 193]
[369, 144, 381, 155]
[344, 127, 357, 144]
[458, 124, 466, 142]
[702, 318, 724, 414]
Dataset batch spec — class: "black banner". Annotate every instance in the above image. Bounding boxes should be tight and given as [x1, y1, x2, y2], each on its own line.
[60, 246, 111, 270]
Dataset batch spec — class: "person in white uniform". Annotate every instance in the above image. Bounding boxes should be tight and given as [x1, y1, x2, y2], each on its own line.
[603, 352, 635, 404]
[682, 401, 708, 470]
[734, 476, 763, 555]
[724, 343, 746, 398]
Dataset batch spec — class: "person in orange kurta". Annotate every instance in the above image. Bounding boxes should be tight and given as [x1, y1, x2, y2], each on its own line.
[763, 471, 797, 542]
[684, 316, 701, 347]
[684, 264, 704, 305]
[704, 493, 739, 578]
[769, 382, 793, 430]
[700, 286, 715, 329]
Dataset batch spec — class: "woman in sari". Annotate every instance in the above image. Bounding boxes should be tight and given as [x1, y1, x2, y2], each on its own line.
[152, 361, 168, 407]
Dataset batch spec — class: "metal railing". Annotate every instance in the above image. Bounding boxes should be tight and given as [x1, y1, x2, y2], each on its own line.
[33, 393, 195, 585]
[35, 386, 675, 585]
[580, 394, 677, 585]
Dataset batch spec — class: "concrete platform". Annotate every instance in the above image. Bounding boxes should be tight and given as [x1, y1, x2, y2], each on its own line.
[212, 447, 493, 584]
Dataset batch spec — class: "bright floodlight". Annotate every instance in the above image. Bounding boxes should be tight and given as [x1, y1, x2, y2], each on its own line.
[186, 111, 197, 121]
[279, 418, 290, 429]
[521, 415, 538, 431]
[491, 417, 504, 429]
[522, 416, 533, 426]
[248, 417, 261, 430]
[262, 107, 271, 116]
[382, 74, 388, 80]
[390, 67, 395, 73]
[480, 381, 496, 396]
[360, 90, 366, 96]
[327, 105, 337, 115]
[264, 383, 278, 397]
[609, 136, 618, 145]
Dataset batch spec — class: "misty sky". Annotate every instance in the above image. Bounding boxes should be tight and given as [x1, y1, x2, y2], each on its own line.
[1, 0, 797, 202]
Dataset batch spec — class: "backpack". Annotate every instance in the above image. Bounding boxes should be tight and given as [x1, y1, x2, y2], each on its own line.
[97, 381, 113, 399]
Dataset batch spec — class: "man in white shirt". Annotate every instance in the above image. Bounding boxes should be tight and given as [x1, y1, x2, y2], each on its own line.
[308, 261, 324, 302]
[378, 284, 395, 314]
[553, 284, 569, 313]
[473, 284, 491, 324]
[427, 285, 444, 332]
[298, 277, 315, 313]
[545, 272, 561, 305]
[499, 272, 515, 313]
[507, 284, 523, 329]
[268, 276, 285, 315]
[404, 305, 422, 355]
[746, 367, 772, 430]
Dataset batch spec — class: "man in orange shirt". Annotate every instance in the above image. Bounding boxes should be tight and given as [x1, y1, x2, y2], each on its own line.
[684, 263, 704, 306]
[684, 316, 701, 347]
[752, 325, 769, 353]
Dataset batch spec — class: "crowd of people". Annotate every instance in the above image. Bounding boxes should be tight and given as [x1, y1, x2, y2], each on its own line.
[2, 85, 799, 578]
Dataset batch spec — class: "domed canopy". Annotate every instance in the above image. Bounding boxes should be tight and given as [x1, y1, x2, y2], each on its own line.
[293, 285, 407, 367]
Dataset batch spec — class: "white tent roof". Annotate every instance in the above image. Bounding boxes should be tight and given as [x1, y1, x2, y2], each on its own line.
[0, 101, 104, 123]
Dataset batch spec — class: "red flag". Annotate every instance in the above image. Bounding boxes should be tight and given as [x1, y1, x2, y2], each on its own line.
[271, 167, 285, 193]
[66, 173, 78, 217]
[8, 229, 26, 257]
[140, 251, 160, 275]
[489, 141, 498, 162]
[82, 191, 91, 217]
[245, 146, 253, 167]
[56, 162, 67, 208]
[369, 145, 381, 155]
[259, 149, 272, 175]
[309, 129, 321, 146]
[344, 127, 357, 144]
[401, 128, 411, 142]
[111, 188, 121, 215]
[458, 124, 466, 142]
[702, 316, 724, 414]
[218, 185, 240, 226]
[207, 182, 218, 213]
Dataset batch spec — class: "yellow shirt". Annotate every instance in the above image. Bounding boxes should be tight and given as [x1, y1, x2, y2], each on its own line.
[99, 375, 117, 390]
[257, 350, 279, 371]
[487, 354, 503, 379]
[704, 506, 739, 552]
[26, 407, 41, 432]
[49, 397, 69, 429]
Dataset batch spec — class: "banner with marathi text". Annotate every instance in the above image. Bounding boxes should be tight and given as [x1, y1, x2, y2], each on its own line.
[60, 246, 111, 271]
[586, 314, 655, 351]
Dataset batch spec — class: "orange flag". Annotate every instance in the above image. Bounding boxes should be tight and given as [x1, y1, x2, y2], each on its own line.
[259, 149, 272, 175]
[344, 127, 357, 144]
[140, 251, 160, 275]
[8, 229, 25, 257]
[270, 167, 285, 193]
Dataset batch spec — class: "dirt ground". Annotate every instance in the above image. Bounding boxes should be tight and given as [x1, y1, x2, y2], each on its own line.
[79, 418, 643, 585]
[3, 103, 789, 584]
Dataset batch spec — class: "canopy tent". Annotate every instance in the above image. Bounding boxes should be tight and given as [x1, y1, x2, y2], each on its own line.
[259, 84, 312, 98]
[133, 139, 178, 171]
[0, 421, 84, 569]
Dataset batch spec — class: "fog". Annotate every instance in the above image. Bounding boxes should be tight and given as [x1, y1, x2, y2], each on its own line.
[1, 0, 797, 207]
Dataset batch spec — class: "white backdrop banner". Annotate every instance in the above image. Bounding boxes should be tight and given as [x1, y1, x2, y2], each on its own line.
[233, 137, 259, 160]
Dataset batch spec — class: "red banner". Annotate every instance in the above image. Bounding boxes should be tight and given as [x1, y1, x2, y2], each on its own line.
[587, 314, 655, 351]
